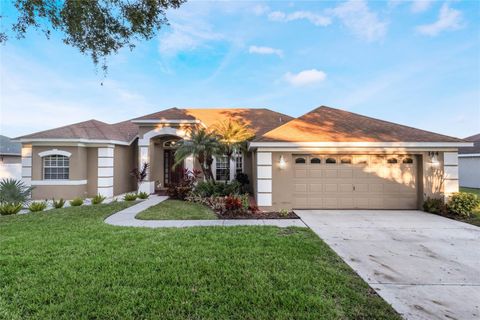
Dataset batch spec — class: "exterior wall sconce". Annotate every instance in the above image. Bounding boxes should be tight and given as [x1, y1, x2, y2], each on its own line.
[428, 151, 440, 166]
[279, 155, 287, 169]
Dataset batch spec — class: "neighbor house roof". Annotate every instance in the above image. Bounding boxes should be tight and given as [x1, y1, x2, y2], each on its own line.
[0, 135, 21, 155]
[255, 106, 464, 143]
[16, 119, 138, 143]
[459, 133, 480, 154]
[134, 108, 294, 137]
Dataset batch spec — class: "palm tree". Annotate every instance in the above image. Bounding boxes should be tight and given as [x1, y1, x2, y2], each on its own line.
[211, 119, 255, 182]
[174, 127, 219, 181]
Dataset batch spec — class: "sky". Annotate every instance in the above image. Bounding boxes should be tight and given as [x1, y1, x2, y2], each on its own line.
[1, 0, 479, 139]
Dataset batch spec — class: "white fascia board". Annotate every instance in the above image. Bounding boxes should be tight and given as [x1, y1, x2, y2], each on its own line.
[31, 180, 87, 186]
[458, 153, 480, 158]
[19, 138, 131, 146]
[249, 141, 473, 149]
[131, 119, 201, 124]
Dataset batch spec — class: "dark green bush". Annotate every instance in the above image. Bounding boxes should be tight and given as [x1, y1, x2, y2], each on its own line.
[28, 201, 47, 212]
[69, 197, 84, 206]
[0, 202, 23, 215]
[52, 198, 65, 209]
[193, 180, 241, 197]
[0, 178, 34, 204]
[422, 197, 445, 214]
[92, 194, 106, 205]
[123, 193, 138, 201]
[137, 192, 149, 199]
[447, 192, 480, 217]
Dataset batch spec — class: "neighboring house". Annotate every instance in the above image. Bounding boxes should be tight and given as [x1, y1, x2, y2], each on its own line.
[15, 106, 470, 210]
[0, 135, 22, 179]
[458, 133, 480, 189]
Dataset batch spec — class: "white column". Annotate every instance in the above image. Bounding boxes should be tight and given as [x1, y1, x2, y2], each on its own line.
[138, 143, 155, 193]
[256, 152, 272, 207]
[185, 155, 194, 172]
[21, 145, 32, 186]
[97, 146, 115, 197]
[443, 152, 459, 196]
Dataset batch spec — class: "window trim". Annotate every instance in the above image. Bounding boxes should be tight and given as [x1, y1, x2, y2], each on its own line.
[295, 157, 306, 164]
[215, 155, 229, 181]
[310, 157, 321, 164]
[325, 157, 337, 164]
[42, 154, 70, 180]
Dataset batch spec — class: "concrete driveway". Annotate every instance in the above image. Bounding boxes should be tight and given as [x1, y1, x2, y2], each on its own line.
[295, 210, 480, 320]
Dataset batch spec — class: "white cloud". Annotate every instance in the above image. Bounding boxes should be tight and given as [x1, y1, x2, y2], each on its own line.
[248, 45, 283, 57]
[284, 69, 327, 86]
[329, 0, 387, 42]
[159, 22, 223, 56]
[268, 10, 332, 27]
[411, 0, 434, 13]
[252, 4, 270, 16]
[416, 4, 463, 36]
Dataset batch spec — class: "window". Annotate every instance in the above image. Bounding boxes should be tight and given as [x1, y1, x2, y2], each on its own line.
[295, 157, 306, 164]
[387, 158, 398, 164]
[354, 156, 368, 165]
[310, 157, 321, 164]
[216, 156, 229, 181]
[403, 157, 414, 164]
[43, 155, 69, 180]
[340, 157, 352, 164]
[326, 157, 336, 164]
[235, 154, 243, 174]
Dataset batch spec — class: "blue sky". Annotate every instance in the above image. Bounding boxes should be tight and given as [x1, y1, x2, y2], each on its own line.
[1, 0, 479, 138]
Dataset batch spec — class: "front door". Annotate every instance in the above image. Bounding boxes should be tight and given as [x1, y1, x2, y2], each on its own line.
[164, 149, 184, 187]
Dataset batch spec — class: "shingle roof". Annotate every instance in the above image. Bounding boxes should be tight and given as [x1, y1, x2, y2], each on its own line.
[256, 106, 463, 143]
[0, 135, 21, 155]
[16, 119, 137, 143]
[135, 108, 294, 137]
[459, 133, 480, 154]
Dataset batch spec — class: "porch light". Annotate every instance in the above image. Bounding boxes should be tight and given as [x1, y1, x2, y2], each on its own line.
[279, 155, 287, 169]
[428, 151, 440, 166]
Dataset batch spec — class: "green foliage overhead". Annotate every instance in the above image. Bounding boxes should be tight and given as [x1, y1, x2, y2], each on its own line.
[1, 0, 186, 71]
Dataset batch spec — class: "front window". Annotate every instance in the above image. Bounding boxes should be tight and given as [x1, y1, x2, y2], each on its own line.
[43, 155, 69, 180]
[216, 156, 229, 181]
[235, 154, 243, 174]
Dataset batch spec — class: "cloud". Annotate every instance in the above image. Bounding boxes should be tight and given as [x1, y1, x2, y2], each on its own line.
[268, 10, 332, 27]
[284, 69, 327, 86]
[411, 0, 434, 13]
[159, 22, 223, 56]
[248, 45, 283, 57]
[329, 0, 387, 42]
[252, 4, 270, 16]
[416, 4, 463, 36]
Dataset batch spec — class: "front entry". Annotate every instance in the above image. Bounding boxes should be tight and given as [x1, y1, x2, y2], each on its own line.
[163, 149, 184, 187]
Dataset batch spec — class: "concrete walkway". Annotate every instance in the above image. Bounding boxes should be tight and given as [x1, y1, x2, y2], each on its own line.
[295, 210, 480, 320]
[105, 195, 306, 228]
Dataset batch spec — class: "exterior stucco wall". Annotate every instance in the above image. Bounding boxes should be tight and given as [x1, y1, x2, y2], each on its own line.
[87, 148, 98, 197]
[32, 185, 88, 200]
[113, 144, 137, 195]
[459, 156, 480, 188]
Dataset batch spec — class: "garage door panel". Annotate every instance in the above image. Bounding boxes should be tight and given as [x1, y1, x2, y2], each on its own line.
[325, 169, 338, 178]
[354, 183, 368, 192]
[294, 197, 308, 208]
[324, 184, 338, 192]
[294, 184, 307, 193]
[324, 198, 338, 208]
[308, 197, 323, 207]
[339, 198, 354, 208]
[339, 169, 353, 178]
[369, 183, 384, 193]
[295, 169, 307, 178]
[309, 183, 322, 192]
[309, 169, 322, 178]
[339, 184, 353, 193]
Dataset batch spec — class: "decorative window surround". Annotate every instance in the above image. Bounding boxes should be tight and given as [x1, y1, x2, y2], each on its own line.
[256, 152, 272, 206]
[38, 149, 72, 158]
[21, 146, 32, 186]
[97, 146, 115, 197]
[443, 152, 459, 195]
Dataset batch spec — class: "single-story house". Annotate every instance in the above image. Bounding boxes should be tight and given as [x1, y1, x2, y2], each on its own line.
[0, 135, 22, 179]
[16, 106, 471, 210]
[459, 133, 480, 189]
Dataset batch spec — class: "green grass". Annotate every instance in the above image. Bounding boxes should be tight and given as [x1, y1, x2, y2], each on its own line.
[136, 199, 217, 220]
[0, 203, 400, 319]
[458, 187, 480, 226]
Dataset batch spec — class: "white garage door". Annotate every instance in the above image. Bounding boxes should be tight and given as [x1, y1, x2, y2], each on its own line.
[292, 154, 418, 209]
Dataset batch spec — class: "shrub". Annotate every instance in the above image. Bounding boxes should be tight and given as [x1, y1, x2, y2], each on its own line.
[279, 209, 290, 217]
[0, 178, 34, 204]
[447, 192, 480, 217]
[28, 201, 47, 212]
[192, 180, 241, 197]
[225, 195, 242, 211]
[123, 193, 138, 201]
[52, 198, 65, 209]
[422, 197, 445, 214]
[235, 172, 250, 192]
[167, 169, 201, 200]
[69, 197, 84, 206]
[239, 193, 249, 210]
[92, 194, 106, 205]
[137, 192, 149, 199]
[0, 202, 23, 215]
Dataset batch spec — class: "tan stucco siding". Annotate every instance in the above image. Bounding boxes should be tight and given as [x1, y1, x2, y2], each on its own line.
[32, 185, 87, 200]
[113, 145, 136, 195]
[31, 146, 87, 180]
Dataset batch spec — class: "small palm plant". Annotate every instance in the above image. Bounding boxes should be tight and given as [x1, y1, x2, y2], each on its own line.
[0, 178, 34, 204]
[130, 163, 150, 192]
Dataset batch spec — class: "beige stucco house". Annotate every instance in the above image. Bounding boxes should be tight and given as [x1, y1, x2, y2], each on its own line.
[16, 106, 470, 210]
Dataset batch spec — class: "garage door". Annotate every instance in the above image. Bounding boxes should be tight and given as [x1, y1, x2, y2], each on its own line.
[292, 154, 418, 209]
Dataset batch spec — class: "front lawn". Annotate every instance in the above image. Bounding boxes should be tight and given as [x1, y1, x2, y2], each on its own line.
[136, 199, 217, 220]
[0, 203, 400, 319]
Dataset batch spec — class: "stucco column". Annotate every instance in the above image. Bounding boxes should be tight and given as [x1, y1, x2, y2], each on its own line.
[138, 142, 155, 194]
[97, 146, 115, 197]
[256, 152, 272, 207]
[21, 145, 32, 186]
[443, 152, 459, 197]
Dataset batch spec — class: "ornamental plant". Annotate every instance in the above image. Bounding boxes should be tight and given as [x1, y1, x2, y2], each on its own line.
[52, 198, 66, 209]
[137, 192, 149, 199]
[28, 201, 47, 212]
[123, 193, 138, 201]
[0, 202, 23, 215]
[447, 192, 480, 217]
[69, 197, 84, 206]
[92, 194, 106, 205]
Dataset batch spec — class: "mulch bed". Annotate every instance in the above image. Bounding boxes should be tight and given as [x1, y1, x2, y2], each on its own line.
[217, 211, 299, 220]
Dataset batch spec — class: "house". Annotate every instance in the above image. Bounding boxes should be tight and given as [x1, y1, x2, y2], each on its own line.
[16, 106, 470, 210]
[0, 135, 22, 179]
[458, 133, 480, 189]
